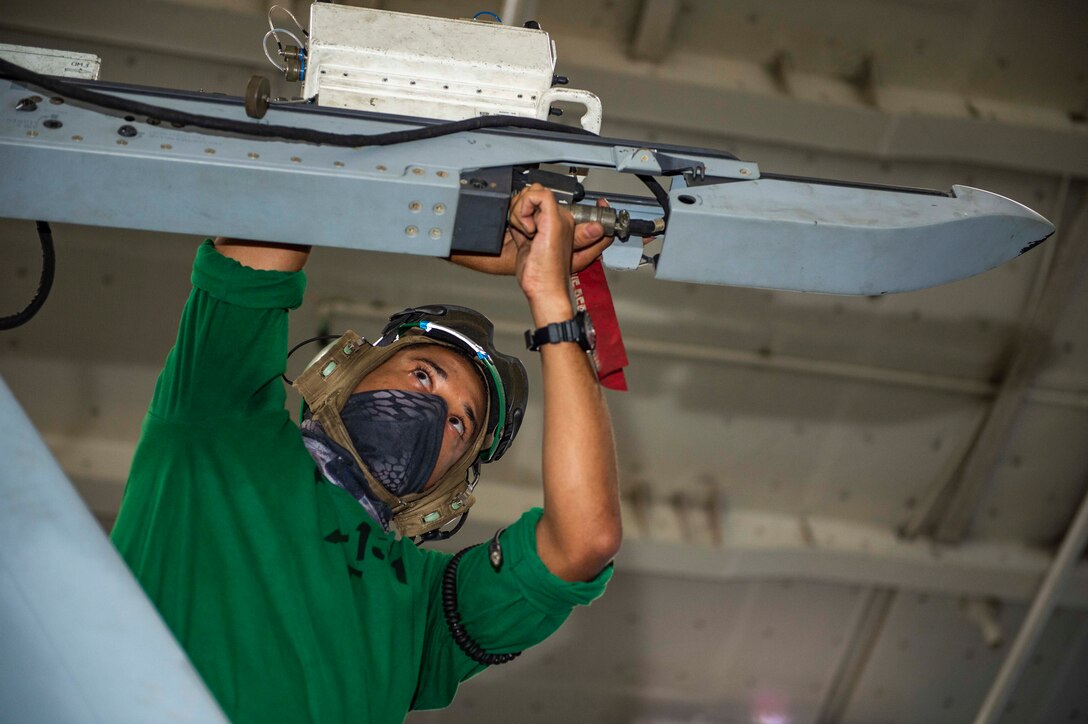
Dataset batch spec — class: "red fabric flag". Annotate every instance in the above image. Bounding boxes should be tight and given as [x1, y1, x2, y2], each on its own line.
[572, 258, 629, 391]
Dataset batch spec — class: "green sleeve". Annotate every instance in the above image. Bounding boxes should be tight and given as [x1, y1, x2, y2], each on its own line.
[148, 240, 306, 422]
[411, 507, 613, 710]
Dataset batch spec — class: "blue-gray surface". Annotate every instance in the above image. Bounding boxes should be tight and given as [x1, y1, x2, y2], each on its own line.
[0, 376, 226, 724]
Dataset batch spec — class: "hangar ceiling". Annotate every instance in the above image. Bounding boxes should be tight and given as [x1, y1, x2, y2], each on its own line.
[1, 1, 1086, 722]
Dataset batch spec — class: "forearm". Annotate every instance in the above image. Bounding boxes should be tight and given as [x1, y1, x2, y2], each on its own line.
[532, 292, 622, 582]
[213, 237, 312, 272]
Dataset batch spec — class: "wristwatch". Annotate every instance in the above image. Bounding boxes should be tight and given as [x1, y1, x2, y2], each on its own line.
[524, 310, 596, 352]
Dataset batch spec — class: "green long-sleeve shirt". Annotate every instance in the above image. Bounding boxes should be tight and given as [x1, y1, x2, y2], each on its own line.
[111, 241, 611, 723]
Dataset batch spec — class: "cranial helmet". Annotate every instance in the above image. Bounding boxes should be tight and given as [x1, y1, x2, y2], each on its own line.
[293, 304, 528, 539]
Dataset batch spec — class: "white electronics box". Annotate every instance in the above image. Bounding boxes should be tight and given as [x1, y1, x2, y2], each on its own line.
[301, 5, 602, 133]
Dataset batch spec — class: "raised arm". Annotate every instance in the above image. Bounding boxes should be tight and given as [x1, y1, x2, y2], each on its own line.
[213, 237, 312, 271]
[506, 184, 623, 582]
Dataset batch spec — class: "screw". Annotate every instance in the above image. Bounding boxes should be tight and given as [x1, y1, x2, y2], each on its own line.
[248, 152, 259, 159]
[739, 167, 751, 176]
[376, 164, 387, 172]
[118, 125, 138, 137]
[334, 161, 344, 168]
[412, 167, 424, 175]
[640, 154, 649, 162]
[161, 143, 172, 150]
[71, 135, 83, 141]
[116, 139, 127, 145]
[429, 228, 442, 239]
[409, 201, 422, 212]
[291, 156, 302, 163]
[205, 148, 216, 154]
[405, 226, 419, 237]
[26, 130, 38, 137]
[436, 170, 448, 178]
[43, 119, 62, 129]
[433, 203, 446, 215]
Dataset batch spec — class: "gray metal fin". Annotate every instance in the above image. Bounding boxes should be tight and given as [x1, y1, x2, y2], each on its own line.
[654, 179, 1055, 295]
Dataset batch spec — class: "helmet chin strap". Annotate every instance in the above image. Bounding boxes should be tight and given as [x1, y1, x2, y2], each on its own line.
[293, 329, 492, 538]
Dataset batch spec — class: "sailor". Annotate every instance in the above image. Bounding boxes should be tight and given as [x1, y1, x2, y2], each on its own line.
[110, 183, 622, 722]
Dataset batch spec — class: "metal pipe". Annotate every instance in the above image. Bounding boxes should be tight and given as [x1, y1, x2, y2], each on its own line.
[500, 0, 537, 26]
[973, 477, 1088, 724]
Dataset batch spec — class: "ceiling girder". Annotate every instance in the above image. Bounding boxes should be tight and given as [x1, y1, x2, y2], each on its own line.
[919, 191, 1088, 543]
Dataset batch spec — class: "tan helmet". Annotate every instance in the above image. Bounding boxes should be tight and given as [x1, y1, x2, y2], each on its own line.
[293, 305, 528, 540]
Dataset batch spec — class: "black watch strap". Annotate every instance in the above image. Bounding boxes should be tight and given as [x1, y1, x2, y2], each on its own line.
[525, 311, 595, 352]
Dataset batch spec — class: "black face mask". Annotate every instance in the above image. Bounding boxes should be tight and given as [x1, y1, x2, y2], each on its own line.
[338, 389, 448, 497]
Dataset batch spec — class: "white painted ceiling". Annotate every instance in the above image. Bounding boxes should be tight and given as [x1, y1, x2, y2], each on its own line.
[1, 1, 1086, 722]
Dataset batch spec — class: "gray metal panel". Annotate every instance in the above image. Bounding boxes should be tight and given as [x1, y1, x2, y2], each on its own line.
[0, 376, 227, 723]
[0, 78, 1052, 295]
[655, 179, 1054, 295]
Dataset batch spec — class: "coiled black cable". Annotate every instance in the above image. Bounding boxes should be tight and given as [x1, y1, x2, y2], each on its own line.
[442, 545, 522, 665]
[1, 222, 55, 331]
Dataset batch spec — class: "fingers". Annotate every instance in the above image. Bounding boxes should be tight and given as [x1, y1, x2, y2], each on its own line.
[509, 183, 556, 236]
[571, 234, 614, 272]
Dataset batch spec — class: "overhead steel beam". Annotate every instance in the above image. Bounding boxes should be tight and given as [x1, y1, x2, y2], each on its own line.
[317, 299, 1088, 411]
[629, 0, 681, 63]
[931, 191, 1088, 542]
[2, 0, 1084, 176]
[973, 475, 1088, 724]
[46, 432, 1088, 610]
[553, 35, 1088, 177]
[815, 588, 898, 724]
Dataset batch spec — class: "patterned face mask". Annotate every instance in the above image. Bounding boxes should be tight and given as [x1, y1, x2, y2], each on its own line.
[337, 389, 448, 497]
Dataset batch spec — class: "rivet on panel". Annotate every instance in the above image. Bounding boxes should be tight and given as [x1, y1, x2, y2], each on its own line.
[409, 201, 422, 212]
[405, 226, 419, 237]
[429, 228, 442, 240]
[412, 167, 424, 175]
[205, 148, 216, 154]
[334, 161, 344, 168]
[436, 170, 448, 178]
[291, 156, 302, 163]
[161, 143, 172, 150]
[739, 167, 752, 176]
[71, 135, 83, 142]
[433, 203, 446, 215]
[116, 139, 127, 145]
[376, 164, 387, 172]
[248, 152, 260, 159]
[26, 130, 38, 137]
